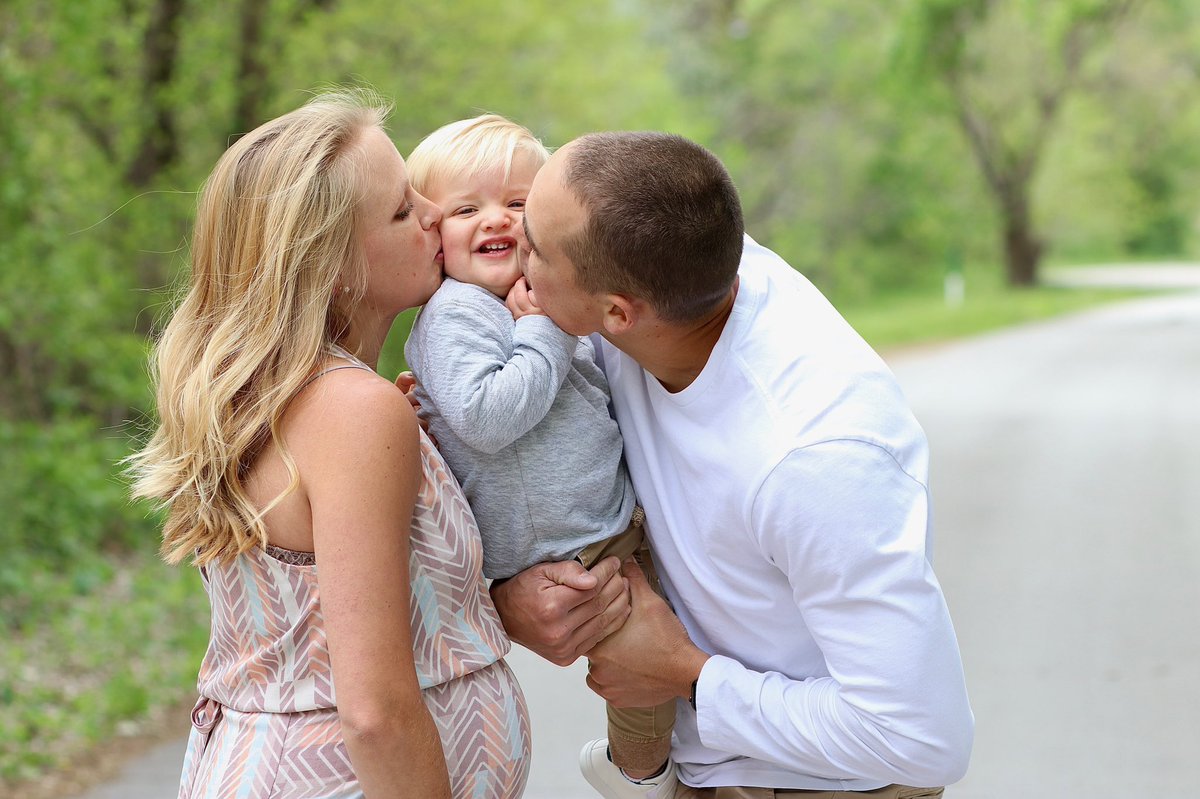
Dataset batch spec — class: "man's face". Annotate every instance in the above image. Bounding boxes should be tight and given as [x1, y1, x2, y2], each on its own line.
[519, 144, 605, 337]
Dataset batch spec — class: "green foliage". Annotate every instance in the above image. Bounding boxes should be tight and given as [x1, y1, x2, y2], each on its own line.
[636, 1, 1005, 301]
[272, 0, 692, 148]
[888, 0, 1183, 285]
[0, 0, 1198, 787]
[0, 419, 160, 624]
[0, 554, 208, 785]
[1, 0, 180, 425]
[1036, 17, 1200, 261]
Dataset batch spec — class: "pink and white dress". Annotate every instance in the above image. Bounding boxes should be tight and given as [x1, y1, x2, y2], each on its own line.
[178, 428, 531, 798]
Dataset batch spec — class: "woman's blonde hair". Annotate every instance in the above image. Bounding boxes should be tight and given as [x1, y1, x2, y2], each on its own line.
[128, 88, 392, 566]
[406, 113, 550, 197]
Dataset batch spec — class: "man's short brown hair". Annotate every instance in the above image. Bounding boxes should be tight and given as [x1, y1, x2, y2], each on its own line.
[560, 132, 744, 324]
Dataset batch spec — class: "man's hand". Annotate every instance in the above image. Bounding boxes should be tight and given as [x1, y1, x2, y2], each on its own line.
[586, 559, 710, 708]
[505, 277, 544, 321]
[490, 557, 631, 666]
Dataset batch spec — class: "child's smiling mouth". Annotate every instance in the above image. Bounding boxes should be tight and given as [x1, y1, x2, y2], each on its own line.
[476, 236, 517, 256]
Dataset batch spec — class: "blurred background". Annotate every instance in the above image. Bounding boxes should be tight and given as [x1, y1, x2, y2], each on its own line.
[2, 0, 1198, 796]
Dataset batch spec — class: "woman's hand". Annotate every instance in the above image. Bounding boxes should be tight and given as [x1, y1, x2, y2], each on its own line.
[490, 556, 631, 666]
[395, 370, 420, 405]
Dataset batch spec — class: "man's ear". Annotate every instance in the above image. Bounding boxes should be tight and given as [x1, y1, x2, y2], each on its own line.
[601, 293, 639, 336]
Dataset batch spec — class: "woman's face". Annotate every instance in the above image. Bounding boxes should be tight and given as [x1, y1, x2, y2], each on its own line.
[358, 127, 444, 314]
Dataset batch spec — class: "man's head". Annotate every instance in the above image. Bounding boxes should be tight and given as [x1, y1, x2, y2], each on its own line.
[522, 132, 743, 333]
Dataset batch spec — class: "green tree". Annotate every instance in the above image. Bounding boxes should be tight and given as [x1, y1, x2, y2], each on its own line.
[0, 0, 693, 538]
[1094, 1, 1200, 257]
[902, 0, 1141, 286]
[635, 0, 994, 300]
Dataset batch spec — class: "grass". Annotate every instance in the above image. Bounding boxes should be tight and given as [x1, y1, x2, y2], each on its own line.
[839, 280, 1151, 352]
[0, 553, 209, 789]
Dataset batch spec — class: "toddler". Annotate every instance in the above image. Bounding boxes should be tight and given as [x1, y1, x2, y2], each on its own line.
[404, 115, 677, 799]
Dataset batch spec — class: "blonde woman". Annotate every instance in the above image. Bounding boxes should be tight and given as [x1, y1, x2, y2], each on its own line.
[129, 91, 531, 798]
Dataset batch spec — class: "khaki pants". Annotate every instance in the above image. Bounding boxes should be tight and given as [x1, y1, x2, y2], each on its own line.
[576, 508, 676, 773]
[672, 785, 944, 798]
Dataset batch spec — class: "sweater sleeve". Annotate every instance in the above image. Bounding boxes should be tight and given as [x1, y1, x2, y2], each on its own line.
[694, 439, 974, 787]
[414, 295, 577, 455]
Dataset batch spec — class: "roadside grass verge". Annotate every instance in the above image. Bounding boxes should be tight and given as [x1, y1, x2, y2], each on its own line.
[0, 417, 210, 793]
[840, 281, 1151, 352]
[0, 553, 208, 790]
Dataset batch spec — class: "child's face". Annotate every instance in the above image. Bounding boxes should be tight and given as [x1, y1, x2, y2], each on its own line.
[427, 149, 541, 298]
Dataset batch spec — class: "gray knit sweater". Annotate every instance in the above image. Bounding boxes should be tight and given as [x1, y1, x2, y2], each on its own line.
[404, 278, 635, 579]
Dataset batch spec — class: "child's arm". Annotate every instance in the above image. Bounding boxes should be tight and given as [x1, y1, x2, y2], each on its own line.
[415, 292, 576, 455]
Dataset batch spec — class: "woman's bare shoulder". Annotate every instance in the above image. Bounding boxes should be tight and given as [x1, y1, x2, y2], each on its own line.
[286, 367, 419, 463]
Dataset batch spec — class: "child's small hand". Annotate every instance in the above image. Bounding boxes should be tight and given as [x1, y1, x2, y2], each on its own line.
[395, 371, 436, 446]
[506, 277, 545, 321]
[394, 371, 421, 410]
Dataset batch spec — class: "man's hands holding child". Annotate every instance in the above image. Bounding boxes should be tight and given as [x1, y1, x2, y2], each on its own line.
[586, 559, 710, 708]
[506, 276, 543, 321]
[491, 556, 709, 707]
[490, 556, 631, 666]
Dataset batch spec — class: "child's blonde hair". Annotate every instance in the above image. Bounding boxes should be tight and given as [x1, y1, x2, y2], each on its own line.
[407, 114, 550, 197]
[128, 88, 391, 566]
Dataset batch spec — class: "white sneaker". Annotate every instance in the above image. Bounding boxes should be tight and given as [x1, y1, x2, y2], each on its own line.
[579, 738, 679, 799]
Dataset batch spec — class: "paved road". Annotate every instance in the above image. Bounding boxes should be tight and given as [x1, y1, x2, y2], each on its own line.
[73, 277, 1200, 798]
[888, 288, 1200, 796]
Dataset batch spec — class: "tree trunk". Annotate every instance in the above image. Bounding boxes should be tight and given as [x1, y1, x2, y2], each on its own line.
[1001, 192, 1042, 287]
[230, 0, 268, 141]
[125, 0, 185, 188]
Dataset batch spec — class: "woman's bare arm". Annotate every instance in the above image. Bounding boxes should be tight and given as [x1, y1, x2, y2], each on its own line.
[296, 372, 451, 798]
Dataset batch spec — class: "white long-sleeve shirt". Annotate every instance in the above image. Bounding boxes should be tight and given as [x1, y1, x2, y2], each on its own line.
[597, 237, 974, 790]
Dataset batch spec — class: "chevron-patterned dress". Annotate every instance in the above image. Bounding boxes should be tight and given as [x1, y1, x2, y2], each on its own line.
[177, 429, 531, 798]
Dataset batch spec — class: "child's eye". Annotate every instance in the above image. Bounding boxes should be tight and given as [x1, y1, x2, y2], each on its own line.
[509, 200, 526, 210]
[453, 206, 477, 216]
[395, 202, 414, 221]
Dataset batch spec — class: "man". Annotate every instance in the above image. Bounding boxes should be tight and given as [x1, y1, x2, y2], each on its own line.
[493, 132, 974, 799]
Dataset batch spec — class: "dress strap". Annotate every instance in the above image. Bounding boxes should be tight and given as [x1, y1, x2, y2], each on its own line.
[297, 345, 374, 393]
[326, 343, 373, 370]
